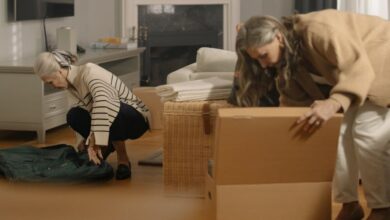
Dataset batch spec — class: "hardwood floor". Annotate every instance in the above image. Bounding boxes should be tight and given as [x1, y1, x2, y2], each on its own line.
[0, 126, 369, 220]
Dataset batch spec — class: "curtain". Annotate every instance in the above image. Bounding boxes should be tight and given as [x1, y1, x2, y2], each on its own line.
[295, 0, 337, 13]
[337, 0, 389, 19]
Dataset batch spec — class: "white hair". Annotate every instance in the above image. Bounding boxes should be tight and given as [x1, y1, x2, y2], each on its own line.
[34, 52, 61, 78]
[34, 50, 77, 78]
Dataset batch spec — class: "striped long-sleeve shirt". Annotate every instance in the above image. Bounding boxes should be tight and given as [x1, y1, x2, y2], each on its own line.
[66, 63, 150, 146]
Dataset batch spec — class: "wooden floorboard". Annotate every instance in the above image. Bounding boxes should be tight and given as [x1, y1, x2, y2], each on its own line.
[0, 126, 369, 220]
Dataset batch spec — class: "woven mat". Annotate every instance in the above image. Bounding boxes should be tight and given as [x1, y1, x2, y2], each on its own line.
[138, 148, 163, 167]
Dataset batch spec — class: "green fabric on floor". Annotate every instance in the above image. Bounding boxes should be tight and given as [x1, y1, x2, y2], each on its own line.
[0, 144, 114, 182]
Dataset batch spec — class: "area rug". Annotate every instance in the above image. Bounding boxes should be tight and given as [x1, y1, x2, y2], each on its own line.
[137, 148, 163, 167]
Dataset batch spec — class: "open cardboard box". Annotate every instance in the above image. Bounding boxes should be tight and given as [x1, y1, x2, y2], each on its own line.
[206, 107, 343, 220]
[132, 87, 163, 130]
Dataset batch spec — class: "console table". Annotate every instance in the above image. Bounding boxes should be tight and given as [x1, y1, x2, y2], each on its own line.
[0, 48, 144, 143]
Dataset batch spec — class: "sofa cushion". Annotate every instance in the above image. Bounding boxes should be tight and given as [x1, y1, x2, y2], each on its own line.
[196, 47, 237, 72]
[167, 63, 196, 84]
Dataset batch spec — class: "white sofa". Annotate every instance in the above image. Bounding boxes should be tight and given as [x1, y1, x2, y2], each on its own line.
[166, 47, 237, 84]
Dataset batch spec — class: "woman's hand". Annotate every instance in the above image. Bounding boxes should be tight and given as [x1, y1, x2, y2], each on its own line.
[296, 98, 341, 133]
[87, 133, 103, 165]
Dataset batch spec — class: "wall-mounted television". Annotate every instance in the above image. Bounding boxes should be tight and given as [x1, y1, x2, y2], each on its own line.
[8, 0, 75, 21]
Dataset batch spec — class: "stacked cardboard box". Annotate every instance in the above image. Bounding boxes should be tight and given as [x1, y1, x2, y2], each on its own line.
[206, 107, 343, 220]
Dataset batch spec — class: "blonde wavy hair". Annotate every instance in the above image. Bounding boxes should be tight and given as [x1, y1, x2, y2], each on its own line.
[235, 15, 302, 107]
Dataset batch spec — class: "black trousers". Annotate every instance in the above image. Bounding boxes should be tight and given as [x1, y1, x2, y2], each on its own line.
[66, 102, 149, 144]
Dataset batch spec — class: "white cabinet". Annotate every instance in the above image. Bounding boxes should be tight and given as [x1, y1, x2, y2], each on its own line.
[0, 48, 144, 143]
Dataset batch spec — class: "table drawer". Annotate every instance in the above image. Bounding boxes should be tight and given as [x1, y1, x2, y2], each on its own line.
[44, 94, 68, 118]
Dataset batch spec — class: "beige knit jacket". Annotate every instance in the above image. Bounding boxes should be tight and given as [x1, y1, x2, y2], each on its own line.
[280, 9, 390, 111]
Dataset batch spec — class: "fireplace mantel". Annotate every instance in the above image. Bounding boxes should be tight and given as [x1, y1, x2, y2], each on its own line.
[119, 0, 240, 51]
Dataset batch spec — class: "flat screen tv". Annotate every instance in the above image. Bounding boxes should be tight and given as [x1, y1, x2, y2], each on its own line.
[8, 0, 75, 21]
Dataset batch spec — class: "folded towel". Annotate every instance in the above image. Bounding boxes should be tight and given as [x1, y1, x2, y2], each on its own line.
[156, 77, 232, 95]
[161, 89, 231, 102]
[156, 77, 232, 102]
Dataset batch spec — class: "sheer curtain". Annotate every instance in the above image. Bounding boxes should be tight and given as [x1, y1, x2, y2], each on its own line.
[337, 0, 390, 19]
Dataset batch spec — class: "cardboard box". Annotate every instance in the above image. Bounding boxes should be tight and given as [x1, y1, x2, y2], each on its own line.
[206, 176, 332, 220]
[132, 87, 163, 130]
[207, 107, 343, 220]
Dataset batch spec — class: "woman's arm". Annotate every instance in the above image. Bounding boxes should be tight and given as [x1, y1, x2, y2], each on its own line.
[302, 23, 375, 111]
[85, 72, 121, 147]
[87, 133, 103, 165]
[296, 22, 375, 131]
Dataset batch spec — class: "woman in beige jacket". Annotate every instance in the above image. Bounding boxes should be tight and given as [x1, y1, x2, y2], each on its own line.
[234, 9, 390, 220]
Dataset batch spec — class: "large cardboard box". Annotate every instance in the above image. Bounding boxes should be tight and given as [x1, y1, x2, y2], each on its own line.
[132, 87, 163, 130]
[207, 107, 343, 220]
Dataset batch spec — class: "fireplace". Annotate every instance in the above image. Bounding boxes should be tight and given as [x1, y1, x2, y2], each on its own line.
[145, 31, 220, 86]
[137, 4, 222, 86]
[120, 0, 239, 86]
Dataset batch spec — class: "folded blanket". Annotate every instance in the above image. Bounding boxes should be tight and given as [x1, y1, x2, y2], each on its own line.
[161, 89, 231, 102]
[156, 77, 232, 102]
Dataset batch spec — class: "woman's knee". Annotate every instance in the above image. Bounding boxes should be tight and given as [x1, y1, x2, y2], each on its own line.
[352, 121, 387, 153]
[66, 107, 91, 138]
[111, 103, 149, 140]
[128, 122, 149, 140]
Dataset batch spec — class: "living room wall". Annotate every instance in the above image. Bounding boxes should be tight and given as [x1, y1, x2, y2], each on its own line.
[0, 0, 294, 62]
[0, 0, 119, 61]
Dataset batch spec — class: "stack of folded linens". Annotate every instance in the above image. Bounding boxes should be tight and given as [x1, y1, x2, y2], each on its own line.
[156, 77, 232, 102]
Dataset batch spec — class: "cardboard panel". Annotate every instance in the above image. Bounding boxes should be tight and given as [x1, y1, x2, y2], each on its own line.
[214, 181, 332, 220]
[132, 87, 163, 130]
[213, 107, 343, 185]
[205, 174, 217, 219]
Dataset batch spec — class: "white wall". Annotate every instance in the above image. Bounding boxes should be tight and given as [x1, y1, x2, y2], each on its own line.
[0, 0, 118, 61]
[240, 0, 294, 22]
[0, 0, 294, 61]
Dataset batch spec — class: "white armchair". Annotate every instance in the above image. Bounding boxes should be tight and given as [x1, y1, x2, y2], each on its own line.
[167, 47, 237, 84]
